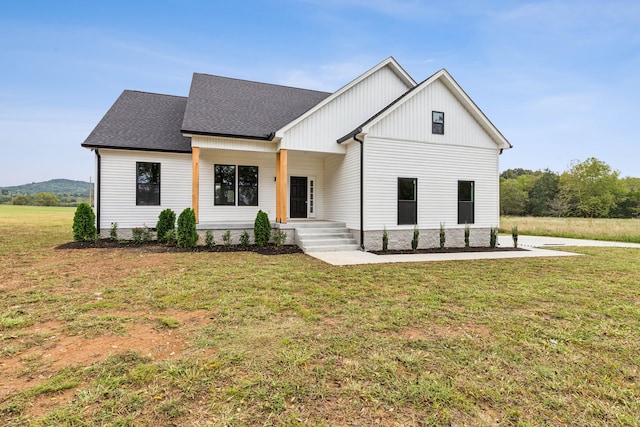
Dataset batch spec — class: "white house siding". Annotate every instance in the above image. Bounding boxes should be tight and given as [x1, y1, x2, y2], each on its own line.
[324, 143, 361, 230]
[98, 149, 192, 230]
[364, 137, 499, 231]
[282, 65, 412, 154]
[369, 79, 498, 150]
[198, 149, 277, 222]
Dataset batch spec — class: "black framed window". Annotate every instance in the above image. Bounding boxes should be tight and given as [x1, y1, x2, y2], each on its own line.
[432, 111, 444, 135]
[458, 180, 474, 224]
[238, 166, 258, 206]
[398, 177, 417, 225]
[136, 162, 160, 206]
[214, 164, 236, 205]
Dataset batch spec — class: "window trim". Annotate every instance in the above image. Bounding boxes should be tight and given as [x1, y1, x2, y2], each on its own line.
[432, 111, 444, 135]
[237, 165, 259, 207]
[397, 177, 418, 225]
[458, 180, 475, 224]
[135, 162, 161, 206]
[214, 164, 236, 206]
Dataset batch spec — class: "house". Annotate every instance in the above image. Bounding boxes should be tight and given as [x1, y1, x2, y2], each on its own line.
[82, 57, 511, 251]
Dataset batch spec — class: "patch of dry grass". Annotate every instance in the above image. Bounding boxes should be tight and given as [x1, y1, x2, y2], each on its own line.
[500, 215, 640, 243]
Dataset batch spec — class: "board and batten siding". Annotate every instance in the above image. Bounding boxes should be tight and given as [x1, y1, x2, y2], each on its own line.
[282, 65, 411, 154]
[363, 137, 499, 230]
[369, 79, 498, 150]
[324, 143, 361, 229]
[98, 149, 192, 229]
[197, 150, 277, 222]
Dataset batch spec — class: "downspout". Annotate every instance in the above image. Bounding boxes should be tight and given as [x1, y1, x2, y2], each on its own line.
[95, 149, 101, 234]
[353, 133, 365, 250]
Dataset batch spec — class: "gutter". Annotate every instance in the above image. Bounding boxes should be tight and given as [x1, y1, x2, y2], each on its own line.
[353, 132, 365, 251]
[95, 149, 101, 234]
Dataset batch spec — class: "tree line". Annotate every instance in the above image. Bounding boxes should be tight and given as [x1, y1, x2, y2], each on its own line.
[501, 157, 639, 218]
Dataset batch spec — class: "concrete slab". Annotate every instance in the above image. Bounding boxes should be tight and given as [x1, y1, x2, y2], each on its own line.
[308, 247, 579, 266]
[308, 235, 640, 266]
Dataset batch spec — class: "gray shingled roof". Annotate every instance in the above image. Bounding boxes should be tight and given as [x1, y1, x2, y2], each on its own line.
[181, 73, 332, 139]
[82, 90, 191, 152]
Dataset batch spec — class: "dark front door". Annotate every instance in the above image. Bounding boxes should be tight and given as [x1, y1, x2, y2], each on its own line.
[290, 176, 308, 218]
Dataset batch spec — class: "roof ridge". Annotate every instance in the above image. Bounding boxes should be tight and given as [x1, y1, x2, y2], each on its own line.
[123, 89, 187, 99]
[191, 72, 332, 95]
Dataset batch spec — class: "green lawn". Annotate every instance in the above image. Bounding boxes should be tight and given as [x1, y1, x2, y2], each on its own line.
[1, 207, 639, 425]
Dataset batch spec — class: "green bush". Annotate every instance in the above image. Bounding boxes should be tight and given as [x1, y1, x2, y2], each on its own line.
[205, 230, 215, 248]
[439, 223, 446, 249]
[411, 225, 420, 251]
[464, 223, 470, 248]
[239, 231, 250, 247]
[156, 209, 176, 243]
[254, 210, 271, 247]
[109, 222, 118, 241]
[72, 203, 97, 242]
[512, 225, 519, 248]
[490, 227, 498, 248]
[382, 227, 389, 252]
[177, 208, 198, 248]
[132, 226, 152, 243]
[222, 230, 232, 247]
[271, 230, 287, 248]
[164, 229, 177, 246]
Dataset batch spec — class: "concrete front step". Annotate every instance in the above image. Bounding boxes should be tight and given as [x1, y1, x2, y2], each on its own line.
[294, 222, 359, 253]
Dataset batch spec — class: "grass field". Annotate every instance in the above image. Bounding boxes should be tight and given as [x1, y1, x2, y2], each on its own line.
[1, 205, 640, 425]
[500, 216, 640, 243]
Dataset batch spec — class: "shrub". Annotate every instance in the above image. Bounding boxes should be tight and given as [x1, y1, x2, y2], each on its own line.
[382, 227, 389, 252]
[109, 222, 118, 241]
[222, 230, 232, 247]
[177, 208, 198, 248]
[411, 225, 420, 251]
[164, 229, 177, 246]
[272, 230, 287, 248]
[156, 209, 176, 243]
[205, 230, 215, 248]
[12, 195, 30, 205]
[439, 223, 446, 249]
[464, 223, 470, 248]
[239, 231, 250, 247]
[490, 227, 498, 248]
[132, 226, 152, 243]
[512, 225, 519, 248]
[72, 203, 97, 242]
[254, 210, 271, 247]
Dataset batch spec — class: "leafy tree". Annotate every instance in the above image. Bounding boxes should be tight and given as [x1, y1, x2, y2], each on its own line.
[12, 195, 30, 205]
[500, 168, 535, 180]
[559, 157, 620, 218]
[33, 192, 59, 206]
[500, 178, 528, 215]
[528, 169, 559, 216]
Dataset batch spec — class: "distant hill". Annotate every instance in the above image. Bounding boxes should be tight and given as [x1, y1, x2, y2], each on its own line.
[1, 179, 92, 197]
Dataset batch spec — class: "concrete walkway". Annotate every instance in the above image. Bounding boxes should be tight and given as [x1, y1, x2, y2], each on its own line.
[308, 235, 640, 266]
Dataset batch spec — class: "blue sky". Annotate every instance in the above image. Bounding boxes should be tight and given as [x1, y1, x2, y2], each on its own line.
[1, 0, 639, 186]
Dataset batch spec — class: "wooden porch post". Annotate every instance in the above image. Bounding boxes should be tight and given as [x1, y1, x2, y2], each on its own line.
[276, 149, 288, 223]
[192, 147, 200, 223]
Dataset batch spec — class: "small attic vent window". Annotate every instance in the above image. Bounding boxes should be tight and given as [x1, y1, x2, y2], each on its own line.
[432, 111, 444, 135]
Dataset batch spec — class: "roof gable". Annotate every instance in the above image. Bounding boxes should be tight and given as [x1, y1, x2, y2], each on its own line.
[274, 57, 416, 138]
[82, 90, 191, 153]
[181, 73, 331, 140]
[341, 69, 512, 150]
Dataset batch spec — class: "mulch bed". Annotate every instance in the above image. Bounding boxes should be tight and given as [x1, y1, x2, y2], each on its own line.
[56, 239, 303, 255]
[370, 246, 527, 255]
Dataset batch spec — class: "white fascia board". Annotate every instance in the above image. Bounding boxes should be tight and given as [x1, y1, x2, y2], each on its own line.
[274, 57, 417, 138]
